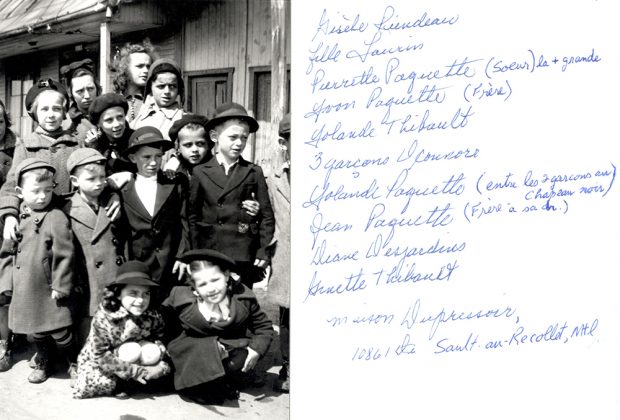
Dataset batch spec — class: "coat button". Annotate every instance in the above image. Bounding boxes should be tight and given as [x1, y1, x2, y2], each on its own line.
[95, 261, 103, 268]
[116, 257, 123, 266]
[34, 218, 39, 223]
[112, 238, 118, 245]
[15, 265, 20, 269]
[155, 248, 160, 253]
[17, 248, 21, 253]
[20, 214, 27, 219]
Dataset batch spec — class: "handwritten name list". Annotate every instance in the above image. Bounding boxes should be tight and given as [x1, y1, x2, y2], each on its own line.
[294, 1, 619, 418]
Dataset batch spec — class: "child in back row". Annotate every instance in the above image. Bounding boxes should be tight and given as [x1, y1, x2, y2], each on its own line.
[0, 158, 77, 384]
[188, 103, 274, 288]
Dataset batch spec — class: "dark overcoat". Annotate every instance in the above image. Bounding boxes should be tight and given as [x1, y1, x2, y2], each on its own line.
[162, 284, 274, 390]
[2, 202, 74, 334]
[189, 156, 275, 263]
[64, 192, 126, 316]
[0, 129, 17, 187]
[0, 130, 79, 220]
[119, 172, 188, 294]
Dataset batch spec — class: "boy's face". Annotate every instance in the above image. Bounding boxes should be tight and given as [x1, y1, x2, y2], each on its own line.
[212, 119, 250, 163]
[120, 284, 151, 316]
[178, 127, 208, 165]
[99, 106, 126, 140]
[129, 145, 163, 177]
[36, 91, 65, 132]
[71, 74, 97, 114]
[128, 52, 151, 88]
[191, 264, 229, 305]
[70, 164, 106, 200]
[151, 72, 178, 108]
[17, 173, 54, 210]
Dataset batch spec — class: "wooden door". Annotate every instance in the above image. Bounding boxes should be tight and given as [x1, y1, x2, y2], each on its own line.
[188, 70, 233, 118]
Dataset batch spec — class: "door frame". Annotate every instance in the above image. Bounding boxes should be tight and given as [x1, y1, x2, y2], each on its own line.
[184, 68, 234, 114]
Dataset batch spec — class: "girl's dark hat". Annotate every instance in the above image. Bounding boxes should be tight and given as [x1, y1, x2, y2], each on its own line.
[204, 102, 259, 134]
[181, 249, 237, 271]
[89, 93, 129, 124]
[144, 58, 185, 105]
[110, 260, 159, 287]
[25, 79, 70, 116]
[123, 126, 174, 157]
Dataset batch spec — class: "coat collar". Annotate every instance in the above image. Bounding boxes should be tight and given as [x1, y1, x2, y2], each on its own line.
[122, 172, 175, 220]
[66, 192, 113, 243]
[24, 130, 78, 149]
[196, 155, 253, 199]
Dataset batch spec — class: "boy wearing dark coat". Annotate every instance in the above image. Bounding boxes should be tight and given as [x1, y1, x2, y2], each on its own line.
[0, 158, 77, 384]
[162, 249, 274, 405]
[188, 102, 275, 288]
[119, 126, 189, 299]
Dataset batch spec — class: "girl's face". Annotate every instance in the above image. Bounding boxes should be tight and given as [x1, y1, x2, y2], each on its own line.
[99, 106, 126, 140]
[0, 109, 6, 141]
[71, 74, 97, 114]
[128, 52, 152, 88]
[151, 72, 178, 108]
[191, 264, 229, 305]
[177, 127, 208, 165]
[36, 91, 65, 132]
[120, 284, 151, 316]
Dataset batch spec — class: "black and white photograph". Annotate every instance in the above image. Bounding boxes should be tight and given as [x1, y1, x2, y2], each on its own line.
[0, 1, 290, 419]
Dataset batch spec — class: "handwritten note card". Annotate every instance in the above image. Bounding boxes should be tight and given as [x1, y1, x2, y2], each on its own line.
[291, 1, 619, 419]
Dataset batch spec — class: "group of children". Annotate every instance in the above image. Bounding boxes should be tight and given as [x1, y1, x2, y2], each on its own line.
[0, 67, 285, 405]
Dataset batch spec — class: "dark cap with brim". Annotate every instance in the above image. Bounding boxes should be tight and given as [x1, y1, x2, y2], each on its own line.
[204, 102, 259, 134]
[109, 260, 159, 287]
[15, 158, 55, 184]
[279, 113, 291, 137]
[66, 148, 106, 174]
[168, 113, 209, 142]
[123, 126, 174, 157]
[180, 249, 237, 271]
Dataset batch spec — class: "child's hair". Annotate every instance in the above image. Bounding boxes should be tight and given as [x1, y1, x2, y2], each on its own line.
[18, 168, 55, 187]
[0, 99, 12, 129]
[101, 284, 156, 312]
[178, 123, 206, 140]
[111, 39, 158, 95]
[71, 162, 105, 177]
[30, 90, 68, 115]
[187, 259, 235, 293]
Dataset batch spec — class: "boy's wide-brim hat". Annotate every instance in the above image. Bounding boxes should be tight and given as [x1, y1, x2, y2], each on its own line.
[25, 79, 70, 115]
[279, 113, 291, 137]
[180, 249, 237, 271]
[89, 93, 129, 124]
[204, 102, 259, 134]
[168, 113, 209, 142]
[15, 158, 55, 184]
[123, 126, 174, 157]
[109, 260, 159, 287]
[66, 148, 106, 174]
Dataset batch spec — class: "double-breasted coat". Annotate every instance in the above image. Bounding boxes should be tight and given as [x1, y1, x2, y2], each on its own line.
[0, 201, 74, 334]
[119, 172, 189, 294]
[266, 162, 291, 308]
[162, 284, 274, 390]
[188, 156, 275, 264]
[0, 130, 79, 220]
[0, 129, 17, 187]
[64, 192, 126, 317]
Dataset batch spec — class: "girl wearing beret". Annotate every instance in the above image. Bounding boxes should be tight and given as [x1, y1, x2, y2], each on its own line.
[162, 249, 274, 405]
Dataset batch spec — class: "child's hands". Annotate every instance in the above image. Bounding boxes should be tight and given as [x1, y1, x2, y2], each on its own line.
[106, 171, 133, 190]
[242, 193, 260, 217]
[51, 289, 67, 300]
[84, 128, 101, 145]
[3, 216, 19, 241]
[131, 365, 149, 384]
[253, 259, 268, 268]
[142, 360, 171, 381]
[172, 260, 188, 282]
[105, 196, 122, 221]
[162, 155, 180, 179]
[242, 347, 260, 372]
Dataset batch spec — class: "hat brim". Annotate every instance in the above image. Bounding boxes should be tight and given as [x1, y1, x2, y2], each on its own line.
[180, 249, 237, 271]
[123, 139, 174, 157]
[111, 273, 159, 287]
[205, 115, 259, 134]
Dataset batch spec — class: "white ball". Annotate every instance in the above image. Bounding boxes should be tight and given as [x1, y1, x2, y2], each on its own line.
[117, 342, 141, 363]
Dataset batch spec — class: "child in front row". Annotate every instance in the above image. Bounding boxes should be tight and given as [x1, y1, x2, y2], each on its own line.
[0, 158, 77, 384]
[73, 260, 170, 399]
[162, 249, 274, 405]
[64, 148, 126, 347]
[188, 103, 274, 288]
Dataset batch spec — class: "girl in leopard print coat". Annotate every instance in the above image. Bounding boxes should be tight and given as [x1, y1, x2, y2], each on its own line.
[73, 261, 170, 399]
